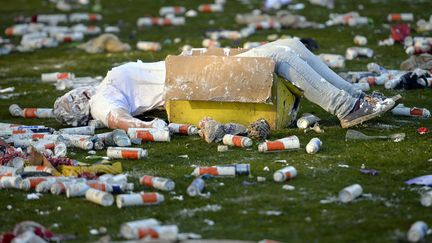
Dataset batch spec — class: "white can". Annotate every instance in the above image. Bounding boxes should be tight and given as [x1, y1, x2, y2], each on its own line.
[168, 123, 198, 135]
[54, 142, 67, 157]
[222, 134, 252, 148]
[69, 13, 102, 22]
[273, 166, 297, 182]
[88, 120, 106, 129]
[107, 147, 148, 160]
[116, 192, 165, 208]
[139, 175, 175, 191]
[0, 176, 22, 189]
[159, 6, 186, 16]
[407, 221, 429, 242]
[318, 54, 345, 69]
[20, 177, 50, 191]
[35, 180, 56, 193]
[421, 191, 432, 207]
[23, 166, 54, 175]
[258, 136, 300, 152]
[198, 4, 223, 12]
[41, 72, 75, 83]
[55, 32, 84, 43]
[85, 188, 114, 206]
[354, 35, 367, 45]
[0, 165, 20, 176]
[9, 104, 22, 117]
[407, 221, 428, 242]
[136, 41, 161, 51]
[191, 165, 236, 177]
[127, 128, 170, 142]
[391, 104, 431, 118]
[202, 38, 220, 48]
[59, 126, 95, 135]
[339, 184, 363, 203]
[306, 138, 322, 154]
[69, 137, 93, 150]
[130, 225, 179, 241]
[120, 218, 160, 240]
[297, 113, 321, 129]
[51, 182, 72, 195]
[388, 13, 414, 22]
[217, 145, 228, 152]
[66, 182, 90, 198]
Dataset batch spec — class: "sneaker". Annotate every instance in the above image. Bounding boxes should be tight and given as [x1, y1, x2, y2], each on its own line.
[340, 97, 395, 128]
[365, 91, 402, 107]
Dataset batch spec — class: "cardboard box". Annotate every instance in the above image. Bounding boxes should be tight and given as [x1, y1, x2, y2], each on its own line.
[164, 48, 301, 129]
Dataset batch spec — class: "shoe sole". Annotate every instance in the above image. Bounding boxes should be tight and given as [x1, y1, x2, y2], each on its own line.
[340, 98, 398, 128]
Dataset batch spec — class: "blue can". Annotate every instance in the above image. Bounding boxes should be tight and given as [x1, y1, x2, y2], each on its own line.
[235, 164, 250, 176]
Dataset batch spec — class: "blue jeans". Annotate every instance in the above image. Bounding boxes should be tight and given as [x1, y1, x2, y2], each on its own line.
[237, 38, 363, 119]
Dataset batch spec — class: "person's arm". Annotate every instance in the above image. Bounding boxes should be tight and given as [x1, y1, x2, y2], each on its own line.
[106, 108, 154, 131]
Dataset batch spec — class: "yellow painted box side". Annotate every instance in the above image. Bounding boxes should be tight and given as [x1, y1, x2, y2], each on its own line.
[166, 77, 298, 129]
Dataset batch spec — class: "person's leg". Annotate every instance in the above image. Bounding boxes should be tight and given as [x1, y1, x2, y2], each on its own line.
[266, 38, 363, 97]
[237, 44, 357, 118]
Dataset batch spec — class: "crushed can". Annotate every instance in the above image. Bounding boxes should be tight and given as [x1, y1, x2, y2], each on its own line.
[391, 104, 431, 118]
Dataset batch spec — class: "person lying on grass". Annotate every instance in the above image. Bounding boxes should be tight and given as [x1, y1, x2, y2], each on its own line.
[53, 38, 400, 130]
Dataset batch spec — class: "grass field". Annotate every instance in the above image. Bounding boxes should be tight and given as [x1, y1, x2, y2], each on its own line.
[1, 0, 432, 242]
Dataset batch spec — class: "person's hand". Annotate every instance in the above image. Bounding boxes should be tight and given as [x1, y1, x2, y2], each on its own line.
[151, 118, 167, 129]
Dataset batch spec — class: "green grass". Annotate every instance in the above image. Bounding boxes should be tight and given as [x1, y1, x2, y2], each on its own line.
[1, 0, 432, 242]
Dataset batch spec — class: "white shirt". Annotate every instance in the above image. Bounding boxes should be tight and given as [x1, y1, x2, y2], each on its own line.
[90, 60, 166, 126]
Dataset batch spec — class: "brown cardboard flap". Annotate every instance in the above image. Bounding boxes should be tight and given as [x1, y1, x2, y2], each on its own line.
[165, 55, 275, 103]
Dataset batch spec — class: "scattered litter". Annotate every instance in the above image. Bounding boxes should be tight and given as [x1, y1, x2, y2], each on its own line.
[406, 175, 432, 186]
[338, 164, 350, 168]
[26, 193, 42, 200]
[172, 195, 184, 201]
[257, 176, 266, 182]
[217, 145, 228, 152]
[78, 33, 130, 53]
[297, 113, 320, 129]
[242, 180, 256, 186]
[178, 204, 222, 217]
[6, 205, 12, 210]
[282, 185, 295, 191]
[274, 159, 287, 164]
[339, 184, 363, 203]
[392, 104, 431, 118]
[204, 219, 215, 226]
[260, 210, 282, 216]
[418, 127, 429, 135]
[360, 169, 379, 176]
[178, 154, 189, 159]
[345, 129, 406, 142]
[263, 166, 270, 172]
